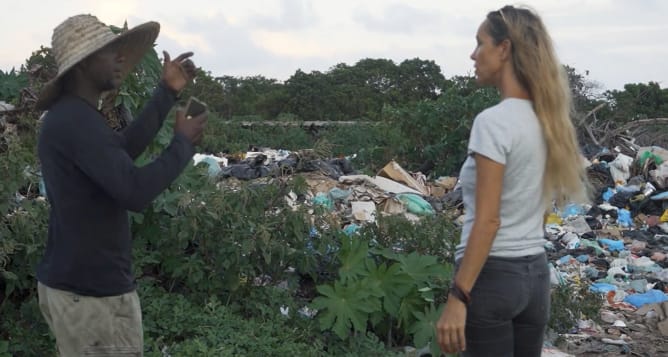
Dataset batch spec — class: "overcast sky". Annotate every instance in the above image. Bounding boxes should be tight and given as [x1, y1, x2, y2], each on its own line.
[2, 0, 666, 91]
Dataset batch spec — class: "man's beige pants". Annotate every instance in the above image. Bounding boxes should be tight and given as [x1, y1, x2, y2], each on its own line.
[37, 282, 143, 356]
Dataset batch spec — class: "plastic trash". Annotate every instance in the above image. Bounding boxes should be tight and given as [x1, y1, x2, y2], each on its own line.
[617, 209, 633, 228]
[396, 193, 435, 216]
[557, 255, 574, 266]
[623, 289, 668, 308]
[544, 241, 556, 252]
[561, 232, 580, 250]
[328, 187, 351, 201]
[549, 263, 565, 285]
[193, 153, 227, 177]
[616, 184, 641, 193]
[610, 153, 634, 184]
[630, 279, 648, 293]
[598, 238, 625, 252]
[579, 239, 606, 255]
[650, 191, 668, 201]
[610, 258, 628, 269]
[342, 223, 360, 236]
[561, 203, 585, 218]
[590, 283, 617, 293]
[639, 150, 664, 167]
[584, 266, 600, 279]
[654, 269, 668, 283]
[628, 256, 663, 273]
[576, 254, 590, 263]
[602, 187, 615, 202]
[607, 267, 629, 279]
[312, 192, 333, 210]
[545, 213, 563, 225]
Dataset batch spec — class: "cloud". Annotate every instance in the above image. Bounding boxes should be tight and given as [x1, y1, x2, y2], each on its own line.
[353, 3, 442, 34]
[250, 0, 317, 31]
[1, 0, 667, 90]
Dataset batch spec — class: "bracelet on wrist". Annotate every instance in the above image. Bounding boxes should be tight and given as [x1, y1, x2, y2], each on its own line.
[449, 281, 471, 306]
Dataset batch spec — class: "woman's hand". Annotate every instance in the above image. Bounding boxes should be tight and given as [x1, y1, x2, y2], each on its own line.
[436, 295, 467, 354]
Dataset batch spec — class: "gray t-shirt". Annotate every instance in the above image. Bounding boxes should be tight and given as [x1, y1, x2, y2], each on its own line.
[455, 98, 547, 260]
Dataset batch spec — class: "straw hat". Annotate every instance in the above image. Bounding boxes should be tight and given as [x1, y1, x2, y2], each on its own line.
[35, 14, 160, 110]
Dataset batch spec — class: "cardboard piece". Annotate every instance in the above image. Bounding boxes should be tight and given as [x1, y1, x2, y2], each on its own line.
[378, 197, 406, 215]
[339, 175, 423, 195]
[377, 160, 428, 195]
[435, 176, 458, 190]
[429, 185, 446, 198]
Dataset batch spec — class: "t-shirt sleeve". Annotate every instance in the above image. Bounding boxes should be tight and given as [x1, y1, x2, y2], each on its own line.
[467, 111, 513, 165]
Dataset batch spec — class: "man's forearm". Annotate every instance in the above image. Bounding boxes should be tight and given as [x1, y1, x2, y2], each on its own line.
[121, 82, 178, 159]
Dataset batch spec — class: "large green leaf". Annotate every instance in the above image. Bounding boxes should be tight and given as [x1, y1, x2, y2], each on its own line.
[396, 289, 426, 329]
[396, 252, 449, 287]
[312, 280, 381, 340]
[410, 303, 445, 357]
[337, 235, 369, 283]
[362, 260, 414, 317]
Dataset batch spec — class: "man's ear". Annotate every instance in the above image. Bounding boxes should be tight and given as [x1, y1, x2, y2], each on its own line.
[70, 60, 87, 78]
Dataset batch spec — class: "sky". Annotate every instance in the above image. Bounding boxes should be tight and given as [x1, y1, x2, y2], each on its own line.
[1, 0, 666, 92]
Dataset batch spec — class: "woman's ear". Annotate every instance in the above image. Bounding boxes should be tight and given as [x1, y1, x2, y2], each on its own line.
[500, 39, 512, 61]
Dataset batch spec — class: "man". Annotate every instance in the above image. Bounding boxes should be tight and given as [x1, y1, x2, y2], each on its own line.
[35, 14, 207, 356]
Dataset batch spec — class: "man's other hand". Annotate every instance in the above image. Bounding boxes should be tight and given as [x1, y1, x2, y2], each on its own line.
[174, 109, 207, 146]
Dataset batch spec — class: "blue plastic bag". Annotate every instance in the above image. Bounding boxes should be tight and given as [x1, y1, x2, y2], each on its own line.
[590, 283, 617, 293]
[650, 191, 668, 200]
[557, 255, 574, 265]
[623, 289, 668, 307]
[617, 209, 632, 228]
[602, 187, 615, 202]
[199, 156, 223, 177]
[312, 192, 333, 210]
[561, 203, 585, 218]
[343, 223, 360, 236]
[598, 238, 625, 252]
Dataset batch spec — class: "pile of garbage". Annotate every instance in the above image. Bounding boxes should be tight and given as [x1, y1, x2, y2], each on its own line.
[542, 145, 668, 356]
[194, 148, 461, 226]
[195, 143, 668, 356]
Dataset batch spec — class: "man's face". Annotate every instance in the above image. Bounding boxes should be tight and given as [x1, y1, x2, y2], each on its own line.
[82, 42, 125, 91]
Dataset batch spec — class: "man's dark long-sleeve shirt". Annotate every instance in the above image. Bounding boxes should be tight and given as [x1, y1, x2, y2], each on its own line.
[36, 84, 195, 297]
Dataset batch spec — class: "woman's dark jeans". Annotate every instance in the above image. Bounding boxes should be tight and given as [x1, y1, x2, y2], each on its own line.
[456, 252, 550, 357]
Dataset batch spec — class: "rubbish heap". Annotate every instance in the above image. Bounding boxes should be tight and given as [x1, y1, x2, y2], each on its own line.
[196, 143, 668, 356]
[542, 145, 668, 356]
[194, 148, 460, 227]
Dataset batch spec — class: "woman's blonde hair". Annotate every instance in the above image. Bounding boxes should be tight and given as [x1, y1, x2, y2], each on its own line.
[486, 5, 589, 209]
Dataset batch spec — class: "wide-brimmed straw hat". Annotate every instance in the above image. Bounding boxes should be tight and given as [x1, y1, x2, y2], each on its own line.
[35, 14, 160, 110]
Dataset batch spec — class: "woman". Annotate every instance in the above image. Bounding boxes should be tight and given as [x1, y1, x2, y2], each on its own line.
[436, 5, 588, 356]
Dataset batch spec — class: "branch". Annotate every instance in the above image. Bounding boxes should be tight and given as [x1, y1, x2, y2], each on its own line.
[619, 118, 668, 130]
[584, 123, 600, 146]
[608, 118, 668, 141]
[577, 102, 608, 126]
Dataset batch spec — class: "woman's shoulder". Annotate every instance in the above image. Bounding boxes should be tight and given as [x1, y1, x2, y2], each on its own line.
[476, 99, 535, 125]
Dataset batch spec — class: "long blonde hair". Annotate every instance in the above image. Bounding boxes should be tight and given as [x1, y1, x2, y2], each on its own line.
[486, 5, 589, 209]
